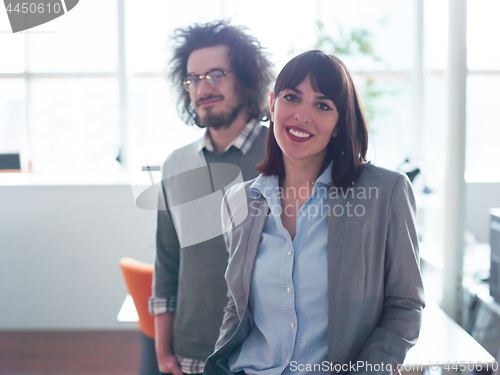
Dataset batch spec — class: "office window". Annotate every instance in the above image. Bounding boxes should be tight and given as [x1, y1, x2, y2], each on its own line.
[126, 0, 221, 74]
[317, 0, 414, 171]
[422, 0, 500, 181]
[128, 78, 202, 172]
[27, 1, 118, 73]
[0, 0, 119, 174]
[2, 0, 497, 180]
[223, 0, 318, 70]
[0, 80, 25, 153]
[466, 76, 500, 173]
[467, 0, 500, 71]
[364, 79, 413, 168]
[466, 0, 500, 177]
[0, 35, 25, 73]
[1, 0, 415, 175]
[30, 79, 120, 174]
[125, 0, 220, 171]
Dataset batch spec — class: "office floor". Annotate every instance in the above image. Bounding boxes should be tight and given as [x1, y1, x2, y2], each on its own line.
[0, 330, 141, 375]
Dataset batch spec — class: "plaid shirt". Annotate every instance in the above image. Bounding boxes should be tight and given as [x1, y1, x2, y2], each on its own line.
[198, 119, 262, 155]
[149, 119, 263, 374]
[176, 355, 204, 374]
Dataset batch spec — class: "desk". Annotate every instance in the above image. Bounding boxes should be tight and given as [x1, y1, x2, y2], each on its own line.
[118, 298, 495, 372]
[465, 282, 500, 359]
[403, 303, 495, 372]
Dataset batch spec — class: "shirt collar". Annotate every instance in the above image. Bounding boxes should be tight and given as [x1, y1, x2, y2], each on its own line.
[250, 173, 277, 199]
[250, 160, 333, 199]
[316, 161, 333, 187]
[198, 119, 261, 155]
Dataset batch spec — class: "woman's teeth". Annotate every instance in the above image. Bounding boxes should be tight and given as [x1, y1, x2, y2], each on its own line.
[288, 128, 312, 138]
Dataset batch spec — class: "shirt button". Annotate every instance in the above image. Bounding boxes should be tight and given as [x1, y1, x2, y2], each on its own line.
[288, 251, 292, 256]
[291, 322, 295, 328]
[287, 287, 291, 292]
[286, 359, 290, 364]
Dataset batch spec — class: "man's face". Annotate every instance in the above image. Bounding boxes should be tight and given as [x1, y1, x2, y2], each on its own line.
[186, 45, 243, 129]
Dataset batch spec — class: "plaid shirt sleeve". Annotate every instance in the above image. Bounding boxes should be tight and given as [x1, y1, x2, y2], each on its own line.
[148, 296, 176, 315]
[176, 356, 205, 374]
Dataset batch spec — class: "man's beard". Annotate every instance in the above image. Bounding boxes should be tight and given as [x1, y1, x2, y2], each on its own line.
[198, 99, 245, 130]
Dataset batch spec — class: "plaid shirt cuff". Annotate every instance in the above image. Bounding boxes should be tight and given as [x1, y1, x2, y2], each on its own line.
[177, 355, 205, 374]
[148, 296, 176, 315]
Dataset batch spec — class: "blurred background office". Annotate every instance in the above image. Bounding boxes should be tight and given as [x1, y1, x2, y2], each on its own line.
[1, 0, 500, 373]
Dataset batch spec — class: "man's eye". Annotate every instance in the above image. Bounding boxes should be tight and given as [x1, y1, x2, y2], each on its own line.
[317, 102, 333, 111]
[283, 94, 298, 102]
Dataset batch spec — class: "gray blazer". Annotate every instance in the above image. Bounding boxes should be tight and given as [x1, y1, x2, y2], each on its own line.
[204, 163, 425, 375]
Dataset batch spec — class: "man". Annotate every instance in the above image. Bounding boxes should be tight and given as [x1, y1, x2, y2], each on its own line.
[149, 21, 273, 375]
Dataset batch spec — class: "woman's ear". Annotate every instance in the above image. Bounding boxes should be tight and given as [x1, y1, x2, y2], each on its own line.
[270, 92, 275, 121]
[332, 125, 339, 138]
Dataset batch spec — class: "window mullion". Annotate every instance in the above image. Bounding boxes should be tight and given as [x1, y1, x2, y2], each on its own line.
[117, 0, 129, 173]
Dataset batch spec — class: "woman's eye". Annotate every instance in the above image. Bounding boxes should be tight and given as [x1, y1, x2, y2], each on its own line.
[282, 94, 298, 102]
[317, 102, 333, 111]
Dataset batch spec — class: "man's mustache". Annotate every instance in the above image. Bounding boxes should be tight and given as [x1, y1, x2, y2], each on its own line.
[196, 95, 224, 107]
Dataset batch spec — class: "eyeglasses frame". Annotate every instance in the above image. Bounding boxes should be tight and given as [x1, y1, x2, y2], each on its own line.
[182, 69, 233, 92]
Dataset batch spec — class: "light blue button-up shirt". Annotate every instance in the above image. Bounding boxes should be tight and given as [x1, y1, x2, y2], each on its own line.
[228, 164, 332, 375]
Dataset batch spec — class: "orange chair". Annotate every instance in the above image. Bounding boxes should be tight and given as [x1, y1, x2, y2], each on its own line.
[119, 257, 159, 375]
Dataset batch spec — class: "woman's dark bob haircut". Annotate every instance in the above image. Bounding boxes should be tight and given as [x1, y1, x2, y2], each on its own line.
[257, 50, 368, 188]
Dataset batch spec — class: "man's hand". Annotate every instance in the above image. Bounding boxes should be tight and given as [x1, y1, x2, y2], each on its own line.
[155, 312, 183, 375]
[158, 353, 183, 375]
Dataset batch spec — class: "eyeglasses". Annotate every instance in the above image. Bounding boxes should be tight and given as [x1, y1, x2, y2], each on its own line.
[182, 69, 232, 92]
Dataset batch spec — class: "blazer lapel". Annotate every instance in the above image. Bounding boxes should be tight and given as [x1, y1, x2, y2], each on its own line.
[241, 196, 268, 306]
[326, 185, 349, 351]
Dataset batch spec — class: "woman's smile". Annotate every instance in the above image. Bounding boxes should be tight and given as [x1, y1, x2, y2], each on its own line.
[285, 125, 314, 142]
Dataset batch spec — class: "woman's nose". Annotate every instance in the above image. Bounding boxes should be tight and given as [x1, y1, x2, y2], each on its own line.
[293, 107, 312, 124]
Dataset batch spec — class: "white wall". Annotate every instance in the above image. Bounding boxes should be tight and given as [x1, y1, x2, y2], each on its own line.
[0, 183, 156, 330]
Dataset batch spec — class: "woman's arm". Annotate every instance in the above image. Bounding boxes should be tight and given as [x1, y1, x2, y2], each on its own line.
[214, 290, 240, 351]
[354, 174, 426, 374]
[215, 185, 244, 351]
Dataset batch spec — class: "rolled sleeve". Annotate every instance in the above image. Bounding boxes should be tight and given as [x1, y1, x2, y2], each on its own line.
[148, 296, 177, 315]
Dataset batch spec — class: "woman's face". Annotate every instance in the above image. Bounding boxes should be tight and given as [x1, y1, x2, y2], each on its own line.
[271, 76, 339, 167]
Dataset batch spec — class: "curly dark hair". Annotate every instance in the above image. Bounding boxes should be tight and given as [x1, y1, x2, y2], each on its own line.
[167, 20, 274, 128]
[257, 50, 369, 189]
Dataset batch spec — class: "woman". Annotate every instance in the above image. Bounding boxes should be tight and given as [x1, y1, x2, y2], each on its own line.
[204, 50, 425, 375]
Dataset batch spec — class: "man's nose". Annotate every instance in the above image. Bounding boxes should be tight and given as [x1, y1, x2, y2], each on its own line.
[196, 78, 214, 97]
